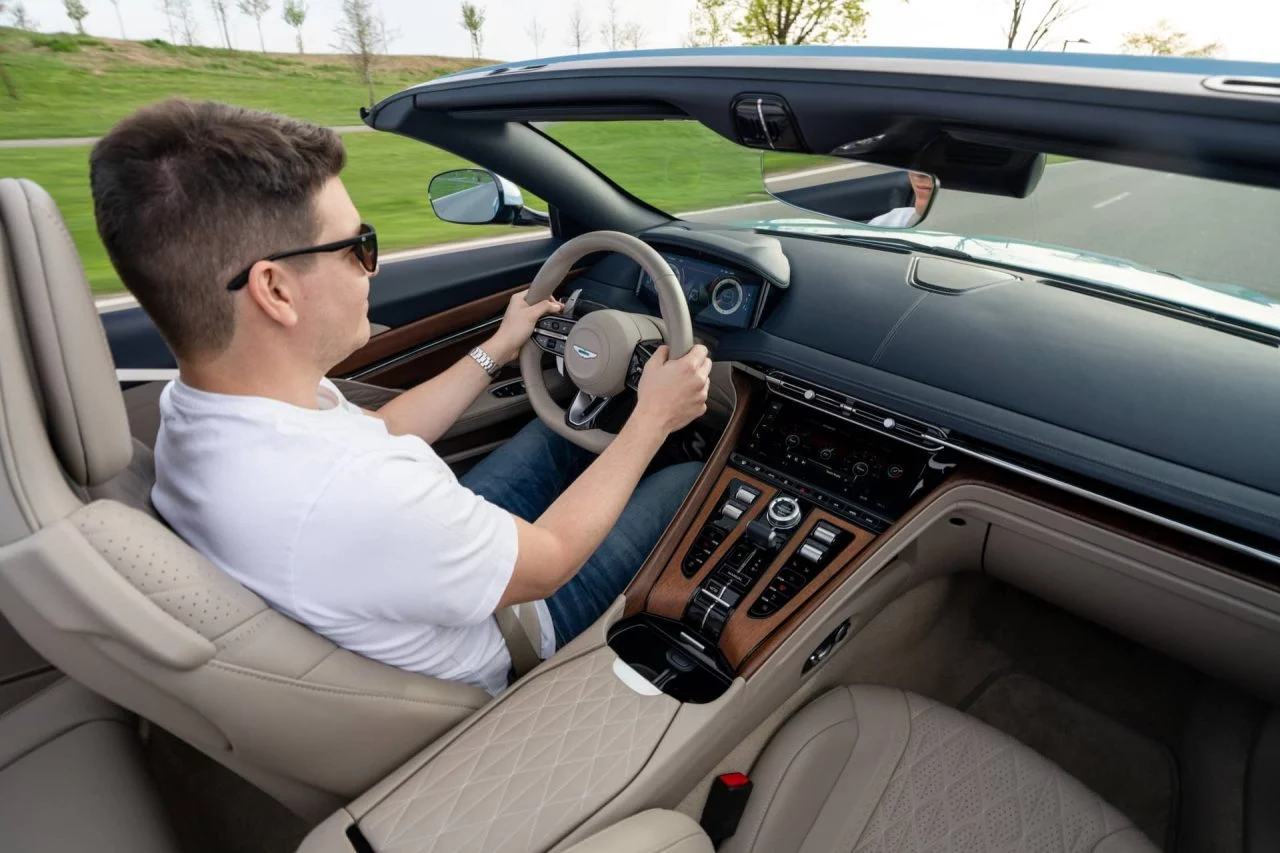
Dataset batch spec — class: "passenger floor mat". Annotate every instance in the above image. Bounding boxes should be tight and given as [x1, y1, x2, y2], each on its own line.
[960, 669, 1178, 849]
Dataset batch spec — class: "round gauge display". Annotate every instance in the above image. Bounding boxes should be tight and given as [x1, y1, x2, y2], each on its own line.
[710, 277, 744, 316]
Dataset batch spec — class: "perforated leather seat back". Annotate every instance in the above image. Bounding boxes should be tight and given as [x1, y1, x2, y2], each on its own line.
[0, 178, 490, 820]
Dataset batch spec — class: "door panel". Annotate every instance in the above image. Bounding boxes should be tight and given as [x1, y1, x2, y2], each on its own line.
[102, 234, 561, 371]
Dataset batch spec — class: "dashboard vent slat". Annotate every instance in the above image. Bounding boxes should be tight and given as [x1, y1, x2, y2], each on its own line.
[765, 371, 947, 451]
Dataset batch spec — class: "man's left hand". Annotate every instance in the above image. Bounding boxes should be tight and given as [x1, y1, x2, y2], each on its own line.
[486, 291, 563, 365]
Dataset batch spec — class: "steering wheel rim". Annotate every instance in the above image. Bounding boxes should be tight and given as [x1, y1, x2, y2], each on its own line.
[520, 231, 693, 452]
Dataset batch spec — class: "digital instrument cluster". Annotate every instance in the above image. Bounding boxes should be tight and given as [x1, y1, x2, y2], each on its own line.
[635, 252, 763, 330]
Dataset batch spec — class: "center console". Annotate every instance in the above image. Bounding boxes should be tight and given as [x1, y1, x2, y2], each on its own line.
[608, 370, 953, 702]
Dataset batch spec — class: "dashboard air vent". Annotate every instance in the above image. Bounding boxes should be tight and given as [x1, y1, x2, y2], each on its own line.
[765, 371, 947, 450]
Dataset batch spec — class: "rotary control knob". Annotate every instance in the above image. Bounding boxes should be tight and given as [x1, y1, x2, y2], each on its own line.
[766, 495, 802, 530]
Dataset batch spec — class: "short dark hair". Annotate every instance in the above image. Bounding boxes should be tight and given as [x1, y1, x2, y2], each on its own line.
[90, 99, 346, 359]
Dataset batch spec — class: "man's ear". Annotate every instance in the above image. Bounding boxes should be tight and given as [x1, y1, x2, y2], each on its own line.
[244, 261, 300, 329]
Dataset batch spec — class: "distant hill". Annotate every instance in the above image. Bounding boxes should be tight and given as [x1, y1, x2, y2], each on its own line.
[0, 28, 490, 139]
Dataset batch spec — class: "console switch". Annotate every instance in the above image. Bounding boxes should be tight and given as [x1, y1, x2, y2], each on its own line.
[733, 485, 761, 505]
[798, 542, 826, 563]
[811, 522, 839, 546]
[721, 501, 747, 523]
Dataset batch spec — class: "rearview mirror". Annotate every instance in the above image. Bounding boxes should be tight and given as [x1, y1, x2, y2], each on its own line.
[428, 168, 548, 226]
[761, 154, 938, 228]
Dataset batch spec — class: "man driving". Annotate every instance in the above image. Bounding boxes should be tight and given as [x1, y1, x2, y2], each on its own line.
[89, 100, 711, 695]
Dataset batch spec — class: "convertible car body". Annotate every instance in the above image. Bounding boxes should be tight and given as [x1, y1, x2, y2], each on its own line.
[2, 47, 1280, 853]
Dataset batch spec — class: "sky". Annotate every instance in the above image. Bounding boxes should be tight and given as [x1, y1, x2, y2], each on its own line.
[13, 0, 1280, 63]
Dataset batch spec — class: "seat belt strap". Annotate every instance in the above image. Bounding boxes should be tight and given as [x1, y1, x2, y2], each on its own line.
[495, 604, 541, 679]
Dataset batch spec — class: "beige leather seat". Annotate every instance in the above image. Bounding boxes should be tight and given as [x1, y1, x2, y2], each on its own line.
[0, 178, 494, 821]
[722, 685, 1158, 853]
[570, 687, 1158, 853]
[0, 677, 179, 852]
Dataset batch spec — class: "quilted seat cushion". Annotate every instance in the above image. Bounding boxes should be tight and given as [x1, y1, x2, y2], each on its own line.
[722, 685, 1158, 853]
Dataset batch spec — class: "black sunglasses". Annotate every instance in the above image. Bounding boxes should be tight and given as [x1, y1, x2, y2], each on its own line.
[226, 223, 378, 291]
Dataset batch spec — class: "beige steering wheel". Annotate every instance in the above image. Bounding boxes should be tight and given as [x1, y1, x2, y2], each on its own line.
[520, 231, 694, 452]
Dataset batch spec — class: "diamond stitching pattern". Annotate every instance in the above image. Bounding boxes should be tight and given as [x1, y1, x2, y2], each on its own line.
[853, 693, 1141, 853]
[361, 652, 677, 853]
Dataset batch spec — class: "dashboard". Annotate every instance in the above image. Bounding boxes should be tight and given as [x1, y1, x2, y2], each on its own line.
[635, 252, 764, 331]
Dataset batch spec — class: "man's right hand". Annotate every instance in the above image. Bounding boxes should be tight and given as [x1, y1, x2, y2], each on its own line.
[633, 344, 712, 435]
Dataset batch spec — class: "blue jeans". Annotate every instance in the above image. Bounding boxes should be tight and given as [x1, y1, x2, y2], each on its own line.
[460, 419, 702, 646]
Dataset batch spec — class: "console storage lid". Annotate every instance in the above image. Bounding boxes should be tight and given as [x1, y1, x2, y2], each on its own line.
[300, 643, 680, 853]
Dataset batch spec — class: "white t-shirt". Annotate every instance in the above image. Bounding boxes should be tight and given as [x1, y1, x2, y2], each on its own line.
[152, 378, 554, 695]
[867, 206, 919, 228]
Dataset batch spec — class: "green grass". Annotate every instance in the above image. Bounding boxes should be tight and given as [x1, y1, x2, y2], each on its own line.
[0, 27, 483, 139]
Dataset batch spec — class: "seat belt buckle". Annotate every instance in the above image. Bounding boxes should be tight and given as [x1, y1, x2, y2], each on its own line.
[700, 772, 753, 846]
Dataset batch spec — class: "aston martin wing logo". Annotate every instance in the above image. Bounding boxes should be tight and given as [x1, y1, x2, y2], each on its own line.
[572, 345, 598, 359]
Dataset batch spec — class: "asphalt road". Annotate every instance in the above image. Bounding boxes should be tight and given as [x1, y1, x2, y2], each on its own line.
[692, 160, 1279, 299]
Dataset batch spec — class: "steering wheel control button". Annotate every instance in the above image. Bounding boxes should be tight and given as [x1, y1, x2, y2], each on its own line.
[766, 496, 801, 530]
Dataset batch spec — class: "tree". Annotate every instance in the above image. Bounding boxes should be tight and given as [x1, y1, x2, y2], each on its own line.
[282, 0, 307, 52]
[376, 5, 397, 54]
[333, 0, 383, 108]
[599, 0, 621, 50]
[621, 21, 643, 50]
[1003, 0, 1080, 51]
[238, 0, 270, 52]
[209, 0, 234, 48]
[9, 0, 37, 29]
[159, 0, 178, 41]
[524, 14, 545, 57]
[683, 0, 734, 47]
[734, 0, 868, 45]
[63, 0, 88, 33]
[1121, 19, 1222, 57]
[459, 2, 484, 58]
[566, 3, 589, 53]
[108, 0, 125, 37]
[176, 0, 199, 44]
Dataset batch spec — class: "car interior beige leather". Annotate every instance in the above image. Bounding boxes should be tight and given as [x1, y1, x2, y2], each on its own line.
[720, 685, 1158, 853]
[0, 177, 500, 821]
[0, 676, 180, 852]
[559, 810, 712, 853]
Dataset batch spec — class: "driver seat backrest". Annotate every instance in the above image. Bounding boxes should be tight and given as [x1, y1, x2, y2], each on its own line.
[0, 179, 491, 821]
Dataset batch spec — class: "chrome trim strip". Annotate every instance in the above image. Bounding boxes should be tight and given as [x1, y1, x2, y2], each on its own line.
[933, 435, 1280, 569]
[347, 317, 501, 381]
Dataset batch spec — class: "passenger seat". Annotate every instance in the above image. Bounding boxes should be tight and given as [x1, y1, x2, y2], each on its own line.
[569, 685, 1157, 853]
[0, 678, 179, 852]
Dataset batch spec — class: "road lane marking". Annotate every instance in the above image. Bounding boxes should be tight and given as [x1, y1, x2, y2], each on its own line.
[1093, 192, 1131, 209]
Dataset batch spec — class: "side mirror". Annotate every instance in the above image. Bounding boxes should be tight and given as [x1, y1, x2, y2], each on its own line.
[428, 168, 548, 226]
[762, 154, 939, 228]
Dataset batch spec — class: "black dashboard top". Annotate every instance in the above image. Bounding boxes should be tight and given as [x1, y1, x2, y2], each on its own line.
[574, 230, 1280, 548]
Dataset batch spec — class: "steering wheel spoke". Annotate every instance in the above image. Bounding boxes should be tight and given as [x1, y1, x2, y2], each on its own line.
[625, 340, 663, 391]
[531, 316, 576, 358]
[565, 390, 613, 430]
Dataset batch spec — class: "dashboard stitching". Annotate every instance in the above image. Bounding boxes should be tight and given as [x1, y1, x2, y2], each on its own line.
[871, 292, 930, 367]
[735, 344, 1280, 529]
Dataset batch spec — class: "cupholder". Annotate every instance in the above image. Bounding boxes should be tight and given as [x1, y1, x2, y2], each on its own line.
[607, 614, 735, 704]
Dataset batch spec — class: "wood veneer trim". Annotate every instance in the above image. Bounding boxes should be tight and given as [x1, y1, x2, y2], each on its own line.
[645, 470, 777, 622]
[331, 269, 586, 377]
[720, 511, 876, 669]
[624, 372, 757, 617]
[734, 470, 967, 677]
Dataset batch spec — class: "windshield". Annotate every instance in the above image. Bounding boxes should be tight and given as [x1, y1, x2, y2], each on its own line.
[542, 120, 1280, 332]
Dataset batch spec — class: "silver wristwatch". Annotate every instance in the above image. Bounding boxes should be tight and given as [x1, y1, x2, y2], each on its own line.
[468, 345, 501, 377]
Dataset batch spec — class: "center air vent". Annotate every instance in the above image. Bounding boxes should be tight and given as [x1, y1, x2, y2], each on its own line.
[765, 371, 947, 450]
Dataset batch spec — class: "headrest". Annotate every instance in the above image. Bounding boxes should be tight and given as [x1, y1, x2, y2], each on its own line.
[0, 178, 132, 487]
